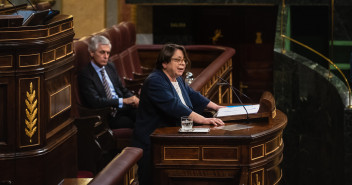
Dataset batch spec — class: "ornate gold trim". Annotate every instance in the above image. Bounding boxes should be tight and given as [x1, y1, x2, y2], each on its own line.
[19, 78, 40, 148]
[229, 69, 233, 104]
[272, 107, 276, 118]
[281, 34, 352, 108]
[66, 42, 74, 56]
[202, 146, 239, 161]
[49, 85, 71, 118]
[19, 53, 40, 67]
[250, 168, 265, 185]
[265, 136, 280, 155]
[24, 82, 38, 143]
[163, 146, 200, 161]
[42, 49, 56, 64]
[255, 32, 263, 44]
[251, 144, 264, 160]
[0, 20, 73, 41]
[55, 45, 67, 60]
[212, 29, 223, 45]
[49, 25, 61, 35]
[273, 169, 283, 185]
[0, 55, 13, 68]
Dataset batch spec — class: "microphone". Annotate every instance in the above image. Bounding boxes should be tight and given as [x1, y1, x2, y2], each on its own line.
[6, 0, 18, 14]
[6, 0, 15, 6]
[26, 0, 37, 11]
[217, 76, 254, 103]
[217, 76, 250, 121]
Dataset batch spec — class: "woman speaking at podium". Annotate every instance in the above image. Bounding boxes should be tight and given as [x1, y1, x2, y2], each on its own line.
[133, 44, 224, 185]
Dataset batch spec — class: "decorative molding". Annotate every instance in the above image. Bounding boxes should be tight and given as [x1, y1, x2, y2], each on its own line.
[19, 78, 40, 148]
[202, 146, 239, 161]
[164, 146, 200, 160]
[0, 20, 73, 41]
[24, 82, 38, 143]
[66, 42, 73, 56]
[43, 49, 56, 64]
[19, 53, 40, 67]
[251, 144, 265, 160]
[265, 135, 282, 155]
[0, 55, 13, 68]
[49, 85, 71, 118]
[250, 168, 264, 185]
[55, 45, 67, 60]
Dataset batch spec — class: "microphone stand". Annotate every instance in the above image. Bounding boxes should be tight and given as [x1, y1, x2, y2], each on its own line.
[217, 76, 249, 122]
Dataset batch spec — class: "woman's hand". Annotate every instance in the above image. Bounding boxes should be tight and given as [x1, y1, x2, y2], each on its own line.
[189, 112, 225, 126]
[203, 117, 225, 126]
[207, 101, 226, 111]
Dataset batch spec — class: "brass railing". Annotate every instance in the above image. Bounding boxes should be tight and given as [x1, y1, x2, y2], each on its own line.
[280, 0, 352, 108]
[200, 59, 233, 104]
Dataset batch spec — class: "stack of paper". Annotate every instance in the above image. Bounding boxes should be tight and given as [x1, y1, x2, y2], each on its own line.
[216, 104, 260, 117]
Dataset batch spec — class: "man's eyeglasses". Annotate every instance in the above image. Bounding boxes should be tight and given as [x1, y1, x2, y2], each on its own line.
[171, 58, 188, 64]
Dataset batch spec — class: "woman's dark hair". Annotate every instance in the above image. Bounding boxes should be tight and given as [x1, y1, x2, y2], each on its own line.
[155, 44, 190, 70]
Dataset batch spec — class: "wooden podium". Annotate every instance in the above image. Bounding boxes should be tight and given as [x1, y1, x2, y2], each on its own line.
[151, 108, 287, 185]
[0, 12, 77, 185]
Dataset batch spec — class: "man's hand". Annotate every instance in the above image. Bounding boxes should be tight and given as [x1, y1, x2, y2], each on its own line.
[123, 96, 140, 108]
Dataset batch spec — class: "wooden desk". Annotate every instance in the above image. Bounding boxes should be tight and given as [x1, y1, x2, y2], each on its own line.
[151, 110, 287, 185]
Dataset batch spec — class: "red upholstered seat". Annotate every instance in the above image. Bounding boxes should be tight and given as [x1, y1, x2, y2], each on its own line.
[121, 22, 152, 77]
[120, 22, 136, 46]
[116, 22, 131, 51]
[106, 27, 123, 56]
[129, 45, 153, 76]
[110, 54, 126, 86]
[73, 37, 91, 72]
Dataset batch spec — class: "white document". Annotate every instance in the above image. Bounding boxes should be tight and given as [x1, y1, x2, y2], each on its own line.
[216, 104, 260, 117]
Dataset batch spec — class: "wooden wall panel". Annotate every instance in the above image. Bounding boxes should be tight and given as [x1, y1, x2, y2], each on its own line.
[62, 0, 106, 38]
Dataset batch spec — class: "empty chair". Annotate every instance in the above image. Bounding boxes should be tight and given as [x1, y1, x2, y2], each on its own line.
[110, 55, 144, 94]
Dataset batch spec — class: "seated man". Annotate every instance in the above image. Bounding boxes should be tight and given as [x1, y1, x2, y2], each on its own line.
[78, 35, 139, 129]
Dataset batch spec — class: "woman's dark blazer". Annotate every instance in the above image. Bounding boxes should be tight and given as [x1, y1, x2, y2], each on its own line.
[133, 69, 210, 148]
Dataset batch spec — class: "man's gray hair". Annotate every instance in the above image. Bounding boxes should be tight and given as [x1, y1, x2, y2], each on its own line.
[88, 35, 111, 52]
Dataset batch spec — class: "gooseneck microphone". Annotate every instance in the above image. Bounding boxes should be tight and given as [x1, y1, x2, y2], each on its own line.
[217, 76, 250, 121]
[6, 0, 15, 6]
[6, 0, 18, 14]
[26, 0, 37, 11]
[217, 76, 254, 104]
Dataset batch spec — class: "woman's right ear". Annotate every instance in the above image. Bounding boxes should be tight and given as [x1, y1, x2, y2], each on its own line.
[162, 62, 167, 69]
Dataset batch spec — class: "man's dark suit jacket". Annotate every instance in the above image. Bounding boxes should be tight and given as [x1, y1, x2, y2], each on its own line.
[133, 69, 210, 148]
[78, 62, 134, 109]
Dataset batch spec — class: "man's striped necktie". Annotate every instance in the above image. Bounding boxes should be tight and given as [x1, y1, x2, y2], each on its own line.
[100, 68, 113, 99]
